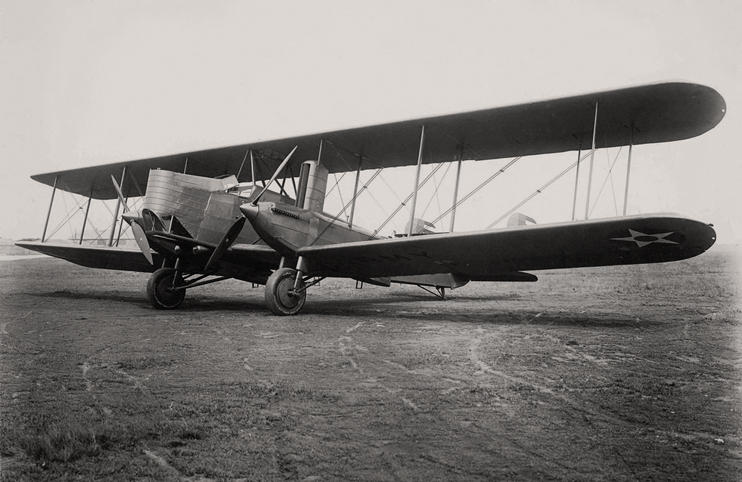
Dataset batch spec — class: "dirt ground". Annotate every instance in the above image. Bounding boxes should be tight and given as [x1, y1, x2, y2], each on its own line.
[1, 248, 740, 481]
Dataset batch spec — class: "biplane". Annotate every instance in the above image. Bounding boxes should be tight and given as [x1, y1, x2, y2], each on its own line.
[17, 82, 725, 315]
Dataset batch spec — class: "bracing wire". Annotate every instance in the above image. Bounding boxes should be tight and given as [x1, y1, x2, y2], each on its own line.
[588, 146, 623, 219]
[428, 156, 522, 227]
[420, 161, 453, 223]
[359, 171, 395, 228]
[601, 133, 620, 215]
[370, 162, 446, 238]
[324, 170, 347, 199]
[330, 172, 349, 223]
[324, 142, 360, 214]
[47, 190, 87, 241]
[84, 216, 104, 244]
[324, 141, 397, 227]
[487, 151, 591, 229]
[60, 188, 74, 239]
[64, 193, 146, 245]
[82, 200, 112, 244]
[308, 168, 385, 246]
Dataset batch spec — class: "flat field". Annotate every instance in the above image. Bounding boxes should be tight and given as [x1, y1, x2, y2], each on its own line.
[1, 249, 740, 481]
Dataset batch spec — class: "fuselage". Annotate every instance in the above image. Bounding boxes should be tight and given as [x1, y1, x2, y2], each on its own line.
[240, 201, 380, 258]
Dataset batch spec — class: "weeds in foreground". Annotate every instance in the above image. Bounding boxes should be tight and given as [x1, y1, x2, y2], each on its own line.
[12, 423, 110, 463]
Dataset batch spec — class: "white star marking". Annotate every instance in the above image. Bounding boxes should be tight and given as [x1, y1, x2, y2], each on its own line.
[611, 229, 679, 248]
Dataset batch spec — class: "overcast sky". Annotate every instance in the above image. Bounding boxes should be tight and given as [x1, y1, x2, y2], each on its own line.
[1, 0, 740, 244]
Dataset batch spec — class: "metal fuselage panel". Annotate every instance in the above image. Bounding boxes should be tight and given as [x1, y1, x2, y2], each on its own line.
[247, 201, 380, 258]
[246, 159, 380, 255]
[143, 169, 292, 246]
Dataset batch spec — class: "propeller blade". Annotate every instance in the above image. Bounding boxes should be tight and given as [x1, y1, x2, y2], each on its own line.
[252, 145, 298, 205]
[131, 220, 154, 265]
[110, 175, 130, 213]
[204, 217, 247, 272]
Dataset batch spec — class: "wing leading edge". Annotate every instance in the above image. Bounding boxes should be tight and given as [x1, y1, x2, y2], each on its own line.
[295, 214, 716, 281]
[31, 82, 725, 200]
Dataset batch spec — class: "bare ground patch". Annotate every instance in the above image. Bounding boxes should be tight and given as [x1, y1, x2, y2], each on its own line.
[1, 251, 740, 481]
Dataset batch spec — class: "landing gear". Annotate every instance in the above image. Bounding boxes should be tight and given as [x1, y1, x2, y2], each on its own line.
[265, 268, 306, 316]
[147, 267, 186, 309]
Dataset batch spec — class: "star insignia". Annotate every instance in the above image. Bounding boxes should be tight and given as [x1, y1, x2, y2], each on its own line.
[611, 229, 679, 248]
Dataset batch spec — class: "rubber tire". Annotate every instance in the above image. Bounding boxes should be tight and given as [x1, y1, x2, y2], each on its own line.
[265, 268, 306, 316]
[147, 268, 186, 310]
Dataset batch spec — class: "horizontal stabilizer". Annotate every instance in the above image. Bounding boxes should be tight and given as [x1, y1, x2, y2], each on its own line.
[405, 218, 437, 236]
[507, 213, 536, 227]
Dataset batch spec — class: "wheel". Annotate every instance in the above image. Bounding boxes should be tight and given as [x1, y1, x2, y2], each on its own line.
[147, 268, 186, 309]
[265, 268, 306, 316]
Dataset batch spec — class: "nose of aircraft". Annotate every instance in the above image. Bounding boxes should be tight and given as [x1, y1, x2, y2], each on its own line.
[121, 211, 140, 225]
[239, 203, 260, 222]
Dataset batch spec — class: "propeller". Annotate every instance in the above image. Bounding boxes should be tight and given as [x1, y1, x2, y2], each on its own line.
[131, 221, 153, 265]
[111, 175, 154, 265]
[251, 146, 298, 205]
[204, 217, 246, 272]
[111, 175, 130, 213]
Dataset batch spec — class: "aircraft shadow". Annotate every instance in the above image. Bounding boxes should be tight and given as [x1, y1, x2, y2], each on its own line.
[31, 289, 648, 328]
[303, 298, 643, 329]
[34, 290, 145, 304]
[30, 289, 263, 312]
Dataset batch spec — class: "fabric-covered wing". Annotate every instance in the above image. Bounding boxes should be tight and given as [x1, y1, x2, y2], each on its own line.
[16, 240, 281, 281]
[296, 215, 716, 280]
[16, 241, 162, 273]
[31, 83, 725, 200]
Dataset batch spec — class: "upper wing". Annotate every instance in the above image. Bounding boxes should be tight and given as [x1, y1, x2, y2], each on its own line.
[295, 214, 716, 280]
[31, 82, 725, 200]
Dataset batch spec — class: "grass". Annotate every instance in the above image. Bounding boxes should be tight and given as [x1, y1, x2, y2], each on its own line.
[1, 251, 739, 481]
[0, 377, 337, 481]
[14, 423, 110, 463]
[1, 416, 173, 480]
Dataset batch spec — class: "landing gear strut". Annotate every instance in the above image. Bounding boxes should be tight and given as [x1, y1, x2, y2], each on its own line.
[147, 267, 186, 309]
[265, 268, 306, 316]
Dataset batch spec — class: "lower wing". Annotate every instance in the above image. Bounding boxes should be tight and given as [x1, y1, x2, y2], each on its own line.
[16, 240, 280, 283]
[296, 214, 716, 280]
[16, 241, 162, 273]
